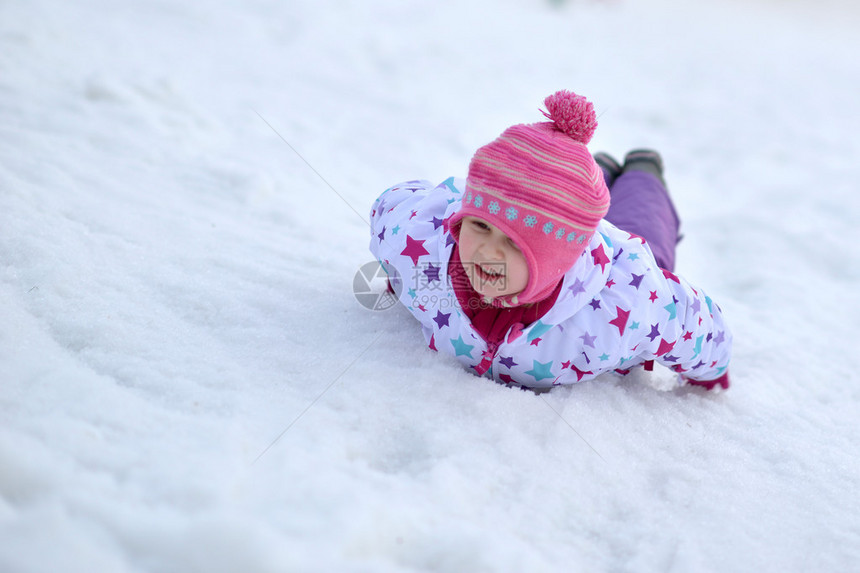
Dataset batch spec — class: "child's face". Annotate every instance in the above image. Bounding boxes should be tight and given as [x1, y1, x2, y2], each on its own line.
[457, 216, 529, 298]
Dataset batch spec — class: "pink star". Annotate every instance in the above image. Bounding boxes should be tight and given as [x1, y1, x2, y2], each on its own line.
[429, 335, 437, 351]
[656, 338, 676, 356]
[562, 360, 571, 369]
[401, 235, 429, 265]
[606, 279, 615, 288]
[609, 306, 630, 336]
[571, 364, 593, 381]
[591, 244, 610, 272]
[530, 338, 542, 346]
[473, 358, 492, 375]
[649, 290, 659, 303]
[662, 269, 681, 284]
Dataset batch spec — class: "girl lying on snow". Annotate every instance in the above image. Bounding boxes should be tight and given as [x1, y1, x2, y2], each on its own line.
[369, 90, 731, 392]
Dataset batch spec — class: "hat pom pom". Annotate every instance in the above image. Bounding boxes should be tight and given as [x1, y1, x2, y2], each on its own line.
[541, 90, 597, 144]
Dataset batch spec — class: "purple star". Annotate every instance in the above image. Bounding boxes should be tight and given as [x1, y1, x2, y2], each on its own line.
[692, 360, 706, 370]
[431, 216, 444, 230]
[579, 331, 597, 348]
[433, 310, 450, 329]
[629, 273, 644, 289]
[568, 278, 586, 297]
[446, 233, 456, 248]
[646, 324, 661, 342]
[377, 226, 386, 241]
[424, 263, 440, 283]
[498, 355, 517, 369]
[589, 298, 601, 311]
[613, 247, 624, 261]
[664, 354, 680, 363]
[714, 330, 725, 345]
[691, 298, 702, 314]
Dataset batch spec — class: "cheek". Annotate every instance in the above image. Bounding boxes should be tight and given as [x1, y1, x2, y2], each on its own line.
[457, 229, 477, 262]
[509, 252, 530, 288]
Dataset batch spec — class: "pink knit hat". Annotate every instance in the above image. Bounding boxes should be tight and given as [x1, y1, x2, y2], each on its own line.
[448, 90, 611, 305]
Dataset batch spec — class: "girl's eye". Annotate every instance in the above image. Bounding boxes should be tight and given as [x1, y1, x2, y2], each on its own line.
[507, 238, 521, 251]
[471, 220, 490, 231]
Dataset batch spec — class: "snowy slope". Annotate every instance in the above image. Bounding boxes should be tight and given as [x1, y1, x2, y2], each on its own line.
[2, 0, 860, 571]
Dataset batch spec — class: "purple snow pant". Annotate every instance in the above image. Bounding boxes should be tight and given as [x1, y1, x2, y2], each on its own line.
[601, 169, 681, 272]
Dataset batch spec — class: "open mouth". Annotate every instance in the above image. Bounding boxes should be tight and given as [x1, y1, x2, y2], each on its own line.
[475, 263, 506, 286]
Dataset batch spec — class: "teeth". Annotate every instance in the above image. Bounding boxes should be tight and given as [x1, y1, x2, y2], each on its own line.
[480, 265, 502, 277]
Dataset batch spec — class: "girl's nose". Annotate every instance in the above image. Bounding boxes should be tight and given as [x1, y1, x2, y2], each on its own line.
[480, 239, 505, 260]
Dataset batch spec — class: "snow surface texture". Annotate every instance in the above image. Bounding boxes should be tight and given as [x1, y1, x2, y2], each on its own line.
[2, 0, 860, 571]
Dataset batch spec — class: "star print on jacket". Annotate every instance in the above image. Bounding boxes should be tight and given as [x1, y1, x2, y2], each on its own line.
[369, 179, 732, 390]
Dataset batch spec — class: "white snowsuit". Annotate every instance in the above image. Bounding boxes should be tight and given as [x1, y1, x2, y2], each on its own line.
[369, 178, 731, 390]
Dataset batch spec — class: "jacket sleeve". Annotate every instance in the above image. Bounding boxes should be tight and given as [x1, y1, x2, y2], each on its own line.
[369, 180, 437, 265]
[638, 267, 732, 386]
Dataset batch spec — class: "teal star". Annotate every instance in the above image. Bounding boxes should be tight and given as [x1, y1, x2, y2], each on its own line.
[450, 335, 475, 358]
[392, 225, 401, 235]
[600, 232, 613, 247]
[692, 335, 704, 359]
[408, 288, 417, 298]
[627, 252, 640, 261]
[527, 320, 553, 342]
[442, 177, 460, 193]
[525, 359, 554, 382]
[630, 321, 640, 330]
[664, 301, 678, 320]
[599, 353, 610, 361]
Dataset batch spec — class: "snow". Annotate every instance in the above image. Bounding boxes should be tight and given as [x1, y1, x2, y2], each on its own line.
[2, 0, 860, 570]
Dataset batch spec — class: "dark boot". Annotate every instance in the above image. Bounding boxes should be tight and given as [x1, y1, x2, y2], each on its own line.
[622, 149, 665, 184]
[594, 152, 622, 187]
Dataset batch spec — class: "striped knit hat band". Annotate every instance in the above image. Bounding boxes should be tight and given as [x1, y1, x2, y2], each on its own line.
[448, 90, 610, 305]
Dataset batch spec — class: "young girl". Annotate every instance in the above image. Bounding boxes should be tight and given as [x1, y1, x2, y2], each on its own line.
[369, 90, 731, 392]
